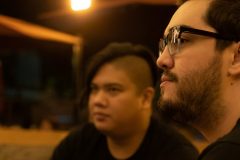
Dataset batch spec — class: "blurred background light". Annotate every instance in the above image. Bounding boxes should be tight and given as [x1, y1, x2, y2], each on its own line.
[71, 0, 92, 11]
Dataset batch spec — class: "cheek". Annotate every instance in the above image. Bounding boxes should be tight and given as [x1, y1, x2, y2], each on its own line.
[176, 40, 216, 68]
[111, 96, 141, 117]
[173, 59, 201, 92]
[175, 52, 212, 80]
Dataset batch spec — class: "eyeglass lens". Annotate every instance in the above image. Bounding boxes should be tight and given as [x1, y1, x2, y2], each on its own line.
[159, 26, 181, 56]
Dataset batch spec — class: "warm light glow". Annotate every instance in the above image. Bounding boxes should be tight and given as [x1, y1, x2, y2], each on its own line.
[71, 0, 92, 11]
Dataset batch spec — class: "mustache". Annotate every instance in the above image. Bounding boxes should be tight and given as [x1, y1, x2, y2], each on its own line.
[161, 70, 178, 82]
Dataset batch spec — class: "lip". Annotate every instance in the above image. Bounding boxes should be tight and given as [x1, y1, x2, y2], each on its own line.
[160, 75, 171, 88]
[92, 112, 109, 121]
[161, 74, 170, 82]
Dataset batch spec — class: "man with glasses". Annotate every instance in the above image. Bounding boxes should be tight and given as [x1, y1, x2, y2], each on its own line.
[157, 0, 240, 159]
[51, 43, 198, 160]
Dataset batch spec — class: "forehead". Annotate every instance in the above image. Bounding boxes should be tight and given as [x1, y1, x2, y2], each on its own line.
[92, 63, 131, 84]
[165, 0, 214, 34]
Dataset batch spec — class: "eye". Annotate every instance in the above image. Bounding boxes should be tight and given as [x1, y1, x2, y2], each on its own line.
[106, 85, 122, 95]
[179, 38, 190, 44]
[159, 38, 167, 54]
[107, 86, 120, 93]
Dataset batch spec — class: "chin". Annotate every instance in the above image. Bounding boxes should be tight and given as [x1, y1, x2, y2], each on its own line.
[93, 121, 111, 132]
[160, 92, 177, 104]
[161, 83, 177, 97]
[158, 93, 180, 114]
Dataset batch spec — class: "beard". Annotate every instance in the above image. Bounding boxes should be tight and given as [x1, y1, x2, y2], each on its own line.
[158, 55, 225, 130]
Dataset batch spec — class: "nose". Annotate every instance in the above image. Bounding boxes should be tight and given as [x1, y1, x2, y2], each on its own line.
[156, 47, 174, 71]
[89, 90, 107, 108]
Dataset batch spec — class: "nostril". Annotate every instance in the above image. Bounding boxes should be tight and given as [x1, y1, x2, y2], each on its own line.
[161, 64, 170, 70]
[156, 56, 167, 69]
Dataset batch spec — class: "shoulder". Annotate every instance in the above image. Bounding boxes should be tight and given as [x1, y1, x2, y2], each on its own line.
[199, 123, 240, 160]
[150, 117, 196, 146]
[60, 122, 99, 145]
[147, 117, 199, 159]
[199, 142, 240, 160]
[51, 123, 102, 160]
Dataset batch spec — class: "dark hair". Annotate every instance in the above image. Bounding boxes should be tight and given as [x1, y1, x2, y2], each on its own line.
[86, 42, 157, 87]
[205, 0, 240, 51]
[177, 0, 239, 51]
[79, 42, 158, 115]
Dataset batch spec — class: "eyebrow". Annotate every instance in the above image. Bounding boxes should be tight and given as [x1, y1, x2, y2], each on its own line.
[90, 82, 122, 87]
[167, 25, 238, 42]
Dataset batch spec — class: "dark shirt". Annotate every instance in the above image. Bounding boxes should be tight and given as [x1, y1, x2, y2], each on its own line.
[51, 117, 198, 160]
[198, 119, 240, 160]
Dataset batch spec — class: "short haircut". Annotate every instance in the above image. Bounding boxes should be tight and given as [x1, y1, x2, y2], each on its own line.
[177, 0, 240, 51]
[103, 55, 154, 93]
[80, 42, 158, 106]
[205, 0, 240, 51]
[86, 42, 157, 88]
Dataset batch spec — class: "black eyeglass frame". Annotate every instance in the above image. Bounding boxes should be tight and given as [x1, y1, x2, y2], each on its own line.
[159, 25, 238, 56]
[177, 25, 237, 41]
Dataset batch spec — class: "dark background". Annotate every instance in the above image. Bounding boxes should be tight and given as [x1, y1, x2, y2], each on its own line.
[0, 0, 177, 54]
[0, 0, 177, 129]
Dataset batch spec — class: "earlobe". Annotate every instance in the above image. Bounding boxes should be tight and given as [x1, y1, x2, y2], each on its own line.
[228, 42, 240, 76]
[142, 87, 154, 108]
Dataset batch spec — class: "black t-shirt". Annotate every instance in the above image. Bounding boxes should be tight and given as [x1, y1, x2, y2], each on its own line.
[198, 119, 240, 160]
[51, 118, 199, 160]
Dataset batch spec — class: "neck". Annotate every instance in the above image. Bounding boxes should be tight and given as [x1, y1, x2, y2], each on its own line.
[107, 117, 150, 159]
[195, 81, 240, 143]
[201, 81, 240, 142]
[195, 110, 239, 143]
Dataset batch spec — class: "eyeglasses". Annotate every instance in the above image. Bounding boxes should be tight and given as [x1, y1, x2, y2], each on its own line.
[159, 25, 237, 56]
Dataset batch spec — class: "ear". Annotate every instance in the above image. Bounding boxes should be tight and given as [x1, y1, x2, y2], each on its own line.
[141, 87, 155, 108]
[228, 42, 240, 76]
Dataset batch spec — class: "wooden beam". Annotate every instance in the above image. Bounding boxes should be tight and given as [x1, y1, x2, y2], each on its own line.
[0, 15, 81, 45]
